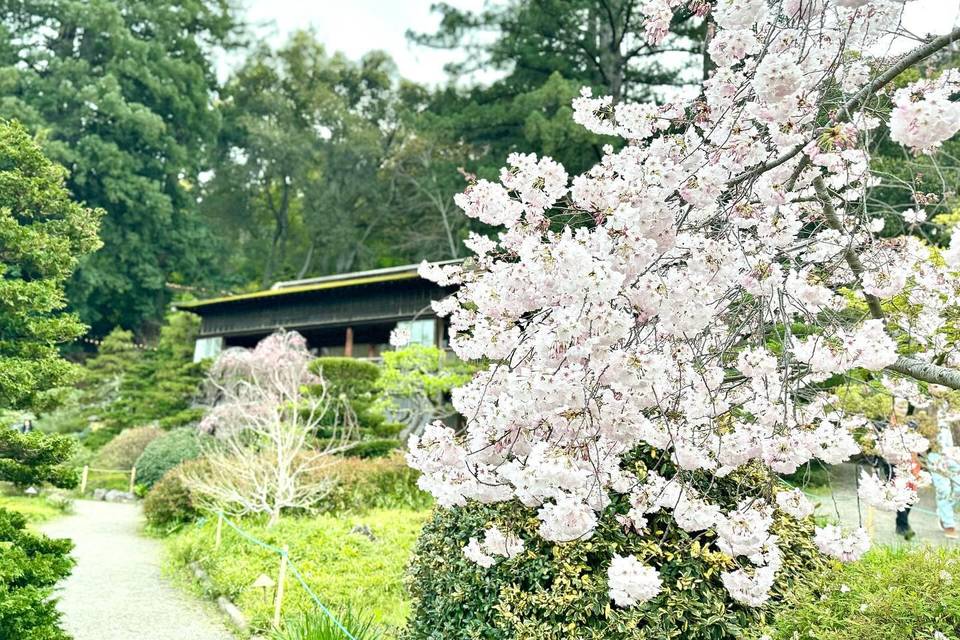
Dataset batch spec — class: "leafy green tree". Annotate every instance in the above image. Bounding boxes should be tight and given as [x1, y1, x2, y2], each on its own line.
[0, 0, 239, 333]
[0, 119, 102, 409]
[411, 0, 702, 101]
[0, 118, 97, 640]
[204, 31, 414, 286]
[374, 345, 475, 438]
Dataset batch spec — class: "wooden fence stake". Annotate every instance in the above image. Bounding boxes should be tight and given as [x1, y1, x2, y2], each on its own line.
[215, 512, 223, 549]
[80, 466, 89, 495]
[128, 466, 137, 493]
[273, 546, 289, 628]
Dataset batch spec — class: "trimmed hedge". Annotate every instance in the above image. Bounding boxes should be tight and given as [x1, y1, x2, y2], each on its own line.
[405, 463, 826, 640]
[310, 357, 402, 454]
[135, 427, 210, 488]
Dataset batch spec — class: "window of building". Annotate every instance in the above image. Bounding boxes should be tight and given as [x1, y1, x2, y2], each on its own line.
[395, 318, 436, 347]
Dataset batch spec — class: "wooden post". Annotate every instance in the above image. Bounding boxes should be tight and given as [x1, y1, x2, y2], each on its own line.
[129, 466, 137, 493]
[80, 466, 89, 495]
[866, 505, 875, 538]
[273, 545, 289, 628]
[215, 512, 224, 550]
[344, 326, 354, 358]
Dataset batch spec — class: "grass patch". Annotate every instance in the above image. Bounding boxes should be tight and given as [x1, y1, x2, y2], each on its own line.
[164, 508, 430, 636]
[756, 545, 960, 640]
[0, 496, 59, 523]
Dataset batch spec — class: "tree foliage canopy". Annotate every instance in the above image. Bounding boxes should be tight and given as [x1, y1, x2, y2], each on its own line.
[0, 119, 101, 409]
[0, 0, 238, 333]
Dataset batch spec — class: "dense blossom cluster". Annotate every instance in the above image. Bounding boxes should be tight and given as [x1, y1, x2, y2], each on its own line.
[462, 525, 526, 567]
[409, 0, 960, 610]
[607, 554, 663, 606]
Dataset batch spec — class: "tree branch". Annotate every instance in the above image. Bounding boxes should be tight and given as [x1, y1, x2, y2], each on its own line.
[730, 26, 960, 187]
[812, 176, 885, 320]
[813, 177, 960, 389]
[888, 356, 960, 390]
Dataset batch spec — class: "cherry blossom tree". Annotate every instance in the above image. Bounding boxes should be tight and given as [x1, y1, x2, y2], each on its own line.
[187, 331, 353, 526]
[408, 0, 960, 610]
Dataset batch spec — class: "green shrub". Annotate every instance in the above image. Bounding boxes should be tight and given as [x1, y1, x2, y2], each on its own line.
[272, 608, 383, 640]
[105, 312, 208, 432]
[165, 508, 429, 635]
[36, 328, 142, 436]
[756, 546, 960, 640]
[405, 464, 826, 640]
[344, 439, 403, 459]
[93, 426, 162, 469]
[135, 427, 211, 488]
[321, 454, 431, 512]
[143, 458, 207, 530]
[0, 508, 74, 640]
[310, 358, 401, 455]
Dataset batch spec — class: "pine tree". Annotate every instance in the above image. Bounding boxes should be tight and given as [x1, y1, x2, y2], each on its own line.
[0, 118, 100, 639]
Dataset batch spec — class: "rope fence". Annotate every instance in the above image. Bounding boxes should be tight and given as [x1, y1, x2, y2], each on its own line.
[207, 510, 357, 639]
[79, 465, 137, 494]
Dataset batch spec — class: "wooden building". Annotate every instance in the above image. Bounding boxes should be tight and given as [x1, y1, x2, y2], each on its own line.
[174, 262, 458, 362]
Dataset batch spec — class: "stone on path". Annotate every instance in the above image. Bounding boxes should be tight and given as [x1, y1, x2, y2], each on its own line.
[40, 500, 236, 640]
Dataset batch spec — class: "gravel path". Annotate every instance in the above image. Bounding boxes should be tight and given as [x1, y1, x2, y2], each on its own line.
[40, 500, 236, 640]
[806, 462, 960, 549]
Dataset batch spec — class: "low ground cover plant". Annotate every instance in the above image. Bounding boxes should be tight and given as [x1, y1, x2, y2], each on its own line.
[164, 508, 429, 636]
[755, 546, 960, 640]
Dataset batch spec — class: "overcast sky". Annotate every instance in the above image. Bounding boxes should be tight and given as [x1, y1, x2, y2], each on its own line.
[231, 0, 960, 86]
[227, 0, 488, 85]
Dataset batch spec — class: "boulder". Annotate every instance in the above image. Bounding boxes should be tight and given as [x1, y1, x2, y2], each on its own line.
[103, 489, 135, 503]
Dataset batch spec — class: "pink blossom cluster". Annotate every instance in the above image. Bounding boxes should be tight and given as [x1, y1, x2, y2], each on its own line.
[889, 72, 960, 154]
[409, 0, 960, 610]
[199, 331, 320, 436]
[607, 554, 663, 607]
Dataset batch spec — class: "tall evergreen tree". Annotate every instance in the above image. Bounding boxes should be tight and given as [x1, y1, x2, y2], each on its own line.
[0, 119, 98, 640]
[0, 0, 239, 334]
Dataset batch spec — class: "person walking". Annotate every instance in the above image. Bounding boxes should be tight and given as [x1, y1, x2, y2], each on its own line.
[925, 386, 960, 539]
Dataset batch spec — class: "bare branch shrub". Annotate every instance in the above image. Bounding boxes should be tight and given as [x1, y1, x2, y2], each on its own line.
[184, 331, 354, 525]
